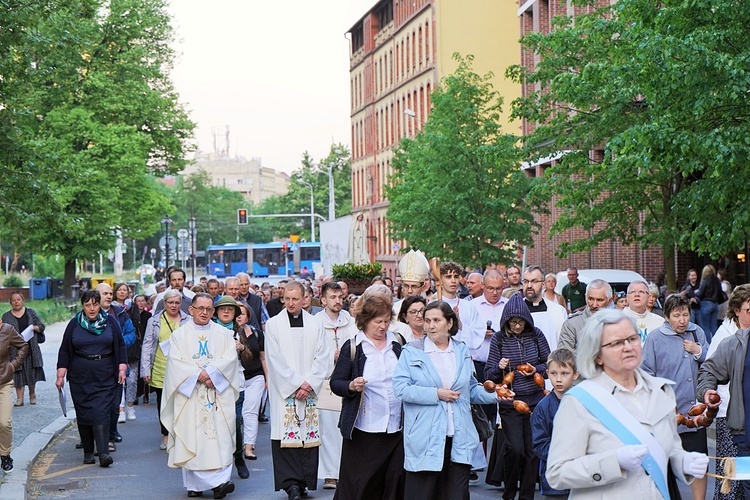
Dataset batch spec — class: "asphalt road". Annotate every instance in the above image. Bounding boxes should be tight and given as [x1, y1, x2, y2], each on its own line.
[5, 318, 706, 499]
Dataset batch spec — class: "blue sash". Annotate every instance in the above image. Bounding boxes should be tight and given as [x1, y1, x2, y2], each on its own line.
[568, 382, 670, 500]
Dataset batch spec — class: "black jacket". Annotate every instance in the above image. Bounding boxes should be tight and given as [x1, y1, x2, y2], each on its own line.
[330, 337, 403, 440]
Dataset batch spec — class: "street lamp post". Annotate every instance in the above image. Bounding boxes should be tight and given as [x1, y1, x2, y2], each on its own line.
[188, 216, 196, 282]
[161, 214, 173, 268]
[297, 179, 315, 242]
[326, 163, 335, 221]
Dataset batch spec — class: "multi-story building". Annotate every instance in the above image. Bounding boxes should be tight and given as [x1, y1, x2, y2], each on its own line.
[347, 0, 521, 275]
[181, 152, 290, 205]
[516, 0, 733, 284]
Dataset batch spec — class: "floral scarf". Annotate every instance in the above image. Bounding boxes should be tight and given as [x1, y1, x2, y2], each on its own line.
[77, 310, 108, 335]
[280, 395, 321, 449]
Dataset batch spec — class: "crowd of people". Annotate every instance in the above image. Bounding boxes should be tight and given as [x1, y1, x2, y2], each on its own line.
[1, 257, 748, 499]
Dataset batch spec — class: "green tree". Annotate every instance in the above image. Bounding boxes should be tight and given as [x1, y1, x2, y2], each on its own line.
[385, 55, 534, 268]
[257, 144, 352, 241]
[171, 170, 275, 248]
[0, 0, 194, 295]
[509, 0, 750, 290]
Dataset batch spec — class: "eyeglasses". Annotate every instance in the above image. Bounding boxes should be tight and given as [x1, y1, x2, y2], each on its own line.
[627, 290, 648, 296]
[192, 306, 215, 314]
[601, 334, 641, 350]
[485, 286, 503, 293]
[407, 309, 424, 317]
[521, 279, 543, 285]
[165, 300, 181, 306]
[402, 284, 422, 292]
[509, 319, 526, 327]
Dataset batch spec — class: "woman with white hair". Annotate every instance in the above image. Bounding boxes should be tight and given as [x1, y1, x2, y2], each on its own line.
[546, 309, 707, 499]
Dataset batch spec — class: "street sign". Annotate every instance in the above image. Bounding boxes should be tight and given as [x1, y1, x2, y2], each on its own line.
[159, 235, 177, 251]
[290, 244, 298, 252]
[392, 243, 400, 252]
[177, 229, 188, 239]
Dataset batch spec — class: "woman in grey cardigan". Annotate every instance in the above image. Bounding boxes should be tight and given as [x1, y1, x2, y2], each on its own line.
[2, 292, 45, 406]
[641, 293, 708, 500]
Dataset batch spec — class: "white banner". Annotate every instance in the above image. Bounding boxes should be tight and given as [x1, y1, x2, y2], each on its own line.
[319, 216, 353, 276]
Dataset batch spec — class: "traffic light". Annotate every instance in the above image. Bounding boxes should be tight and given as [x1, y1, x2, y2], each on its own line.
[237, 208, 248, 225]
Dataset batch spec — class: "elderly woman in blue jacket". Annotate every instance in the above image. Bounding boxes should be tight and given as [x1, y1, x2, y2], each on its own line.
[393, 300, 506, 500]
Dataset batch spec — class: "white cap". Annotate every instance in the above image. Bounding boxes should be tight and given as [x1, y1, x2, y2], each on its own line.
[398, 250, 430, 283]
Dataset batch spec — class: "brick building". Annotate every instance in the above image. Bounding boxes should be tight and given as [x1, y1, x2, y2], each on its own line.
[516, 0, 744, 286]
[347, 0, 520, 276]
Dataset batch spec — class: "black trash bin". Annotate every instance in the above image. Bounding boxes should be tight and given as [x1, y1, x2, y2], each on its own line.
[50, 279, 65, 298]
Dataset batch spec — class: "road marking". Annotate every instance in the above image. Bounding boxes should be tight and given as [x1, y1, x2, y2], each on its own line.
[37, 464, 94, 480]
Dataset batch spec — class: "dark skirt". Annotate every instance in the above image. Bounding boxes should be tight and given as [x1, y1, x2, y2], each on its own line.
[271, 439, 320, 492]
[12, 339, 45, 387]
[68, 357, 118, 426]
[485, 426, 506, 486]
[335, 429, 405, 500]
[714, 417, 744, 500]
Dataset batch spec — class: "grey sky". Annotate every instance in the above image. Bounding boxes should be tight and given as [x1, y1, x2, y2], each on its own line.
[168, 1, 373, 174]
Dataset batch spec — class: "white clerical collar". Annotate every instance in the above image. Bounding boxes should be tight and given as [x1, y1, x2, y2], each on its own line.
[191, 321, 211, 330]
[628, 308, 648, 318]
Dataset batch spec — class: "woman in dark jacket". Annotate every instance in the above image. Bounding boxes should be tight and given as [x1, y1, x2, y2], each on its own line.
[330, 293, 405, 500]
[695, 264, 723, 343]
[485, 293, 550, 500]
[56, 290, 127, 468]
[2, 292, 45, 406]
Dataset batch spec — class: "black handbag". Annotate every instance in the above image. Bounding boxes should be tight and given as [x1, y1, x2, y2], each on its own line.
[471, 404, 494, 442]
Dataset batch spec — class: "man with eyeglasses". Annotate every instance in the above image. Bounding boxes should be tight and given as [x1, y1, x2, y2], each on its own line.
[522, 266, 567, 353]
[558, 279, 613, 354]
[265, 281, 330, 500]
[561, 267, 587, 313]
[392, 250, 430, 316]
[623, 280, 663, 343]
[315, 282, 358, 490]
[161, 293, 242, 499]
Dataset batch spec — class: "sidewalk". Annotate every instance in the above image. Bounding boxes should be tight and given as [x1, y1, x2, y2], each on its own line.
[1, 321, 76, 499]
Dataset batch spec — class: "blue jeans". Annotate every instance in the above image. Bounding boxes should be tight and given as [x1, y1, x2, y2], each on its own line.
[699, 300, 718, 343]
[735, 440, 750, 496]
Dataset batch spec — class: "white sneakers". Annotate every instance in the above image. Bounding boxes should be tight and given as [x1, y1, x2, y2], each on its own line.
[126, 406, 136, 421]
[118, 410, 126, 423]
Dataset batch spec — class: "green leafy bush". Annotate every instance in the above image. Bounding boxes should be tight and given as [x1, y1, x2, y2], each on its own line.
[3, 275, 23, 287]
[331, 262, 383, 281]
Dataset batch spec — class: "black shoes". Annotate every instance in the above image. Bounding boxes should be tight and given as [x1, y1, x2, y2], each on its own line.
[286, 485, 302, 500]
[235, 457, 249, 479]
[99, 453, 113, 467]
[211, 481, 235, 499]
[1, 455, 13, 473]
[113, 432, 123, 443]
[187, 491, 203, 498]
[83, 453, 95, 464]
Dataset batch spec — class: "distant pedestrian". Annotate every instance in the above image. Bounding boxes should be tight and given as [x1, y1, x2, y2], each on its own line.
[2, 292, 45, 406]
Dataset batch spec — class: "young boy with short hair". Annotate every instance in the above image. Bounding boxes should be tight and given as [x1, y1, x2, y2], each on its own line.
[531, 348, 579, 497]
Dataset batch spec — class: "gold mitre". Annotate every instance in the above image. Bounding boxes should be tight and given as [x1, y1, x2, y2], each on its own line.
[398, 250, 430, 282]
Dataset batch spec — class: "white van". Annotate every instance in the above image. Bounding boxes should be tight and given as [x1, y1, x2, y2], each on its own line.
[554, 269, 647, 295]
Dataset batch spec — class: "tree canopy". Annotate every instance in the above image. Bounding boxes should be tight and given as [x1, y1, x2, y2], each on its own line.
[509, 0, 750, 289]
[386, 55, 534, 268]
[0, 0, 194, 293]
[256, 144, 352, 241]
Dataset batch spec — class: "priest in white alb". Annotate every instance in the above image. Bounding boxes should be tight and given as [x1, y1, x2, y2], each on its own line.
[314, 281, 358, 490]
[265, 281, 330, 500]
[161, 293, 242, 499]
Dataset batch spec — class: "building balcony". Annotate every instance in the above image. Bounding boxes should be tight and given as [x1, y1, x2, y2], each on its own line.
[374, 21, 395, 48]
[351, 46, 365, 66]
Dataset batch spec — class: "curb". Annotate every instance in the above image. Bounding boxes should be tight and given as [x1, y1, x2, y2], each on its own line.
[0, 412, 75, 500]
